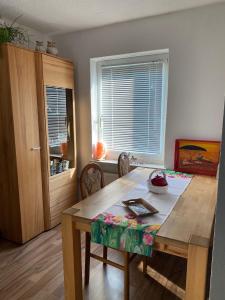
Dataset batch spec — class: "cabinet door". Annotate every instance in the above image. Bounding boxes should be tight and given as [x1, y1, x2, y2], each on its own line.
[37, 53, 77, 229]
[8, 45, 44, 242]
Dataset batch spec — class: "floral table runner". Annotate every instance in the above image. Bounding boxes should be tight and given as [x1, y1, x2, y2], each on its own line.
[91, 170, 192, 257]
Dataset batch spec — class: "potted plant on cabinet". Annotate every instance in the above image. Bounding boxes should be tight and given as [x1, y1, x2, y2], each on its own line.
[0, 16, 28, 45]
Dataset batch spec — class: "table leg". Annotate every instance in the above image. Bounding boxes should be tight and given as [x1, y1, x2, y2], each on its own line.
[62, 213, 83, 300]
[124, 252, 130, 300]
[185, 242, 209, 300]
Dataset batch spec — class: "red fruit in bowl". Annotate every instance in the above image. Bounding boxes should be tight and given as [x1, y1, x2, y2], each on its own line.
[151, 175, 168, 187]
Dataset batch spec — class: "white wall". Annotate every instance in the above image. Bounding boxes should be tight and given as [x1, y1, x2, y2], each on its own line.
[22, 24, 50, 49]
[54, 3, 225, 170]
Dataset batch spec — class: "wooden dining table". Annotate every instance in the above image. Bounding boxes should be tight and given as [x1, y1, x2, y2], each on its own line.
[62, 167, 217, 300]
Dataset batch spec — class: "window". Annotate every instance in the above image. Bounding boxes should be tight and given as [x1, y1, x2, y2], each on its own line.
[91, 50, 169, 165]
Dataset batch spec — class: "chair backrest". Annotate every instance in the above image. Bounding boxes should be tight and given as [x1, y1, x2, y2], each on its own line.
[118, 152, 130, 178]
[80, 162, 105, 199]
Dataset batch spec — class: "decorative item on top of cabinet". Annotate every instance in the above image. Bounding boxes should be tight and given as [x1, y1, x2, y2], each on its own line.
[46, 41, 58, 55]
[35, 41, 46, 52]
[0, 16, 28, 45]
[35, 52, 77, 230]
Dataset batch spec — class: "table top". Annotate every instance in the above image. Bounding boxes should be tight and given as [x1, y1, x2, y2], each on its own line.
[64, 167, 217, 248]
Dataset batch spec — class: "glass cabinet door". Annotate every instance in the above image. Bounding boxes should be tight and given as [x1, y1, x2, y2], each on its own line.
[46, 86, 74, 176]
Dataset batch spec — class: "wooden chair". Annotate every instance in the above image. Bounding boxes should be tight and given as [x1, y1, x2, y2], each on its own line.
[80, 162, 105, 199]
[118, 152, 130, 178]
[80, 162, 132, 300]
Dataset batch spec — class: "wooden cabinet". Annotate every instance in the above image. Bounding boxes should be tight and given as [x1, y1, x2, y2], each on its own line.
[36, 53, 77, 230]
[0, 43, 77, 242]
[0, 44, 44, 243]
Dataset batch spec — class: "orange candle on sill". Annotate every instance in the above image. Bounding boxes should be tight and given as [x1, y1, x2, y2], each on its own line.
[95, 142, 106, 160]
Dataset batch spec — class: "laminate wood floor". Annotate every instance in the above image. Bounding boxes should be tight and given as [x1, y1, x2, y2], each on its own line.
[0, 225, 188, 300]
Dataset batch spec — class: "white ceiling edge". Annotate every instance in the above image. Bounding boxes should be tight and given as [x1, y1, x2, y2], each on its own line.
[50, 1, 225, 37]
[0, 0, 224, 36]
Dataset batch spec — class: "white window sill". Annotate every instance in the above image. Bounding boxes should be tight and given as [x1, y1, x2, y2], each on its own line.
[91, 159, 165, 170]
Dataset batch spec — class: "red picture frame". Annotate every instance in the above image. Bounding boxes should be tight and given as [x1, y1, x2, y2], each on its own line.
[174, 139, 221, 176]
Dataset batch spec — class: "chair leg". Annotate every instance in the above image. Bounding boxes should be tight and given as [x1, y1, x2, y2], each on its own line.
[85, 232, 91, 285]
[143, 256, 148, 274]
[103, 246, 108, 267]
[124, 252, 130, 300]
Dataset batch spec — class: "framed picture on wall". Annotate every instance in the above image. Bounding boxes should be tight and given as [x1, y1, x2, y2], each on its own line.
[174, 139, 221, 176]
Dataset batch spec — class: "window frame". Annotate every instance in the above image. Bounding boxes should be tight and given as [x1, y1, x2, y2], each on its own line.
[90, 49, 169, 165]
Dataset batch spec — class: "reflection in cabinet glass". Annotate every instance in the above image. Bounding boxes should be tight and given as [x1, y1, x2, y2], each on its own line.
[46, 86, 74, 176]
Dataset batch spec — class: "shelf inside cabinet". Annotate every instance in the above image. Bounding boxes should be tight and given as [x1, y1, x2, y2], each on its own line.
[49, 168, 75, 178]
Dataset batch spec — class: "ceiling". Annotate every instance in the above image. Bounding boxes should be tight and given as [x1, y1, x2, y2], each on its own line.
[0, 0, 224, 35]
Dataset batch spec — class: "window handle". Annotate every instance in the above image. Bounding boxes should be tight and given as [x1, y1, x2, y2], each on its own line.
[31, 146, 41, 151]
[99, 116, 103, 129]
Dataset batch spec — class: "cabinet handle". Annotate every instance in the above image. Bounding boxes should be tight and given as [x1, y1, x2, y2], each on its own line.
[31, 146, 41, 151]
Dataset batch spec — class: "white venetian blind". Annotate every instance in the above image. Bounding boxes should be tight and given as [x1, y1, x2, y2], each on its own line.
[46, 86, 68, 147]
[99, 61, 165, 155]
